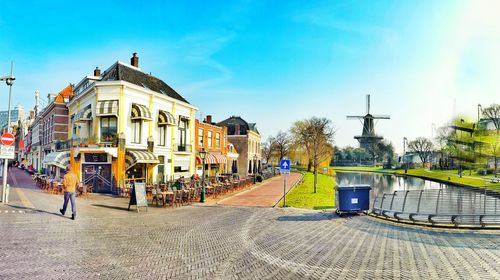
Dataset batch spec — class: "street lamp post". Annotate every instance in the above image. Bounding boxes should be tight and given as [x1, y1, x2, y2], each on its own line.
[253, 154, 258, 184]
[477, 104, 482, 126]
[403, 137, 408, 174]
[1, 61, 15, 204]
[199, 148, 207, 203]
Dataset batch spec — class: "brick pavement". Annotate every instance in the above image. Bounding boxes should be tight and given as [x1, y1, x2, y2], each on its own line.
[219, 173, 302, 207]
[0, 169, 500, 279]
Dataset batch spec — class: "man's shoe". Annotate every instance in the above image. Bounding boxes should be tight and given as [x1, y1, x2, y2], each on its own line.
[59, 209, 65, 215]
[71, 214, 75, 220]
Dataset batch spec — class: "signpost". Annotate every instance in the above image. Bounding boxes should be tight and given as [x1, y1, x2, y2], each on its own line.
[280, 159, 291, 207]
[1, 62, 14, 204]
[128, 181, 148, 212]
[1, 133, 15, 146]
[1, 133, 15, 203]
[0, 145, 15, 159]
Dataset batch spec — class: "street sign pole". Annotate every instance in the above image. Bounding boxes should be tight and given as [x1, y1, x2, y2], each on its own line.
[1, 62, 14, 204]
[280, 159, 291, 208]
[283, 172, 287, 207]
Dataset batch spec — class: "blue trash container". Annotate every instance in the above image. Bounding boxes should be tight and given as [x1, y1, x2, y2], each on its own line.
[335, 184, 371, 216]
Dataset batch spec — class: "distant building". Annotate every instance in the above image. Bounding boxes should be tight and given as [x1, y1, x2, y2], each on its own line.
[195, 115, 235, 177]
[218, 116, 261, 178]
[0, 104, 25, 132]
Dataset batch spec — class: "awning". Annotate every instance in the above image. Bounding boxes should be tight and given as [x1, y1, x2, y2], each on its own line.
[74, 104, 92, 122]
[205, 154, 227, 164]
[174, 158, 190, 171]
[96, 100, 119, 116]
[42, 151, 70, 169]
[158, 110, 176, 126]
[125, 150, 159, 170]
[131, 103, 152, 121]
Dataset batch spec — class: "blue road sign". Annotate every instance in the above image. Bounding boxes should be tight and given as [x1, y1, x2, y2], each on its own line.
[280, 159, 291, 171]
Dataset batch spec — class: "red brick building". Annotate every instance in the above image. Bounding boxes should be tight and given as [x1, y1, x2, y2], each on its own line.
[40, 85, 73, 178]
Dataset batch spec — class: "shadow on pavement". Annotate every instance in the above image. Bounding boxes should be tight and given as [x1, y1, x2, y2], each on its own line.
[91, 204, 129, 212]
[277, 212, 338, 222]
[6, 204, 63, 218]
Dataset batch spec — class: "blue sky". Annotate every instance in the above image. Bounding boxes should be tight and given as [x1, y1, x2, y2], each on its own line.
[1, 0, 499, 153]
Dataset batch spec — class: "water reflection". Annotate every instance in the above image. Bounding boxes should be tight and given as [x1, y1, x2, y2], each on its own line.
[335, 172, 461, 206]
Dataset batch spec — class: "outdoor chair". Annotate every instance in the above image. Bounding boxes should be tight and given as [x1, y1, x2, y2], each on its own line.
[174, 190, 184, 207]
[151, 186, 165, 207]
[165, 190, 175, 208]
[182, 189, 191, 205]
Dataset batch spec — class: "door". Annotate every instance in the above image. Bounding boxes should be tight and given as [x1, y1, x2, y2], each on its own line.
[82, 164, 113, 193]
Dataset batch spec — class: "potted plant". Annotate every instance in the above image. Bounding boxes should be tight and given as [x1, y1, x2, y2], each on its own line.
[88, 135, 98, 148]
[79, 138, 88, 147]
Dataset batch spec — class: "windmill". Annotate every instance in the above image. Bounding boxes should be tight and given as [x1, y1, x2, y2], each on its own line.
[347, 94, 390, 153]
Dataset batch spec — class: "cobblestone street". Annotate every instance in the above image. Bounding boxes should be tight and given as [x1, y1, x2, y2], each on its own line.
[1, 169, 500, 279]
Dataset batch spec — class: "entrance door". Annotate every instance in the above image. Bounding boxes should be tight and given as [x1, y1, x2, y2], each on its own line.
[82, 164, 113, 193]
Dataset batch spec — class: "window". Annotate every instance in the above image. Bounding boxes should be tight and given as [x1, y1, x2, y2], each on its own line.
[158, 125, 166, 146]
[178, 118, 187, 148]
[157, 156, 165, 183]
[131, 119, 141, 143]
[216, 132, 220, 148]
[208, 131, 213, 148]
[198, 128, 204, 147]
[100, 116, 117, 142]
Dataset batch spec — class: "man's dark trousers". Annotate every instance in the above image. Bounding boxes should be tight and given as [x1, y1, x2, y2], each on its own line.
[62, 191, 76, 216]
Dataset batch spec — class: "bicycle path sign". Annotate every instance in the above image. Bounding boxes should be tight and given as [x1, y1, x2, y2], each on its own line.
[280, 159, 291, 174]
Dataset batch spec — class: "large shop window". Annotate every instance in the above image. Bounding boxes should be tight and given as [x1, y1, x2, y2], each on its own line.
[158, 125, 166, 146]
[100, 116, 117, 142]
[131, 119, 142, 144]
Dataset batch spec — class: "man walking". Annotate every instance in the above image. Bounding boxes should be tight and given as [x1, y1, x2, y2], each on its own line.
[60, 166, 78, 220]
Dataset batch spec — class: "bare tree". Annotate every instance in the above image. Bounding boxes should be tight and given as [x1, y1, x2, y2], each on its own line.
[274, 130, 291, 161]
[261, 136, 276, 165]
[290, 120, 314, 171]
[482, 104, 500, 134]
[434, 126, 452, 169]
[408, 137, 434, 166]
[291, 117, 335, 193]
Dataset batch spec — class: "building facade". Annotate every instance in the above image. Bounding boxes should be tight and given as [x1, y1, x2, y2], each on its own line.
[217, 116, 261, 178]
[39, 85, 73, 179]
[194, 115, 230, 177]
[67, 54, 197, 193]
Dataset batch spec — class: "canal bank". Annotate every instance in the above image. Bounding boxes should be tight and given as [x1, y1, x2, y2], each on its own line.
[333, 167, 500, 192]
[336, 171, 500, 228]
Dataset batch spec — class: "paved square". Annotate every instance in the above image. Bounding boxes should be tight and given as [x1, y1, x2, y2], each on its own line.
[1, 169, 499, 279]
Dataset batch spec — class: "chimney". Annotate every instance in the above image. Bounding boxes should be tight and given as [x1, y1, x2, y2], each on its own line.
[93, 67, 101, 76]
[206, 115, 212, 124]
[131, 52, 139, 67]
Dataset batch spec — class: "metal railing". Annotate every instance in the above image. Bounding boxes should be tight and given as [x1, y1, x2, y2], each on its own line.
[372, 188, 500, 227]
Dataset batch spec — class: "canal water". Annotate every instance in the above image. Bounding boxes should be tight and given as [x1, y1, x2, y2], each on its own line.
[335, 171, 461, 200]
[336, 171, 500, 225]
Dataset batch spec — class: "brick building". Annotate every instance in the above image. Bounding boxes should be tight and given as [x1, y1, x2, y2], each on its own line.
[195, 115, 231, 177]
[217, 116, 261, 178]
[40, 85, 73, 178]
